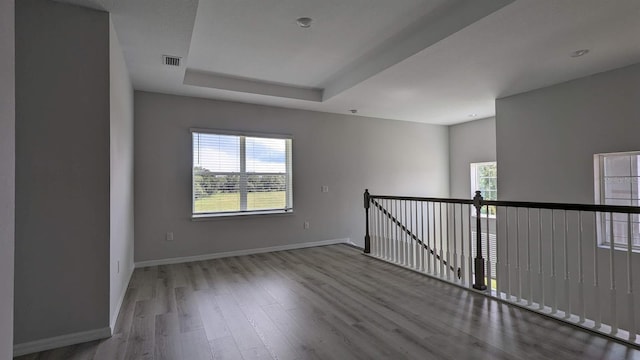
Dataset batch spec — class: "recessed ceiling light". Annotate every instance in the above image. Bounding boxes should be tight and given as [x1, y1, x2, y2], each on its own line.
[296, 17, 313, 28]
[571, 49, 590, 58]
[349, 109, 358, 114]
[469, 113, 477, 118]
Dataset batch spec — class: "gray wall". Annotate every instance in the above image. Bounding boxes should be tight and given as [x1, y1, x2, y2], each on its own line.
[495, 63, 640, 331]
[135, 92, 449, 262]
[0, 0, 15, 357]
[15, 0, 110, 344]
[496, 63, 640, 203]
[448, 117, 496, 198]
[109, 17, 134, 329]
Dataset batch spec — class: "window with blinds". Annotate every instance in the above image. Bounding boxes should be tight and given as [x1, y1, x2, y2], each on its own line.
[595, 151, 640, 248]
[470, 161, 497, 217]
[192, 130, 293, 217]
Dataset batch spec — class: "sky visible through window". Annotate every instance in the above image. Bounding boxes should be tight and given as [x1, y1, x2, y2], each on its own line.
[193, 133, 286, 173]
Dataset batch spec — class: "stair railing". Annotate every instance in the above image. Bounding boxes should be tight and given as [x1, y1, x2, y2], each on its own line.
[363, 189, 640, 347]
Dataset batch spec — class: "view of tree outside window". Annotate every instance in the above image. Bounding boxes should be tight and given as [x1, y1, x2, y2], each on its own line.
[192, 132, 292, 215]
[470, 162, 497, 216]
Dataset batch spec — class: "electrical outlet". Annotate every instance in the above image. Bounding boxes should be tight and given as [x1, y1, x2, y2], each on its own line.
[321, 186, 329, 193]
[166, 232, 174, 241]
[304, 221, 310, 229]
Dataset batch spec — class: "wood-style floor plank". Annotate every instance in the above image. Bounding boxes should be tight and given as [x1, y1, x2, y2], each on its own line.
[209, 336, 243, 360]
[16, 244, 640, 360]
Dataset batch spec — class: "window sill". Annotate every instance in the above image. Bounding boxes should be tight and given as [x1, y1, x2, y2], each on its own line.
[191, 209, 294, 221]
[597, 243, 640, 254]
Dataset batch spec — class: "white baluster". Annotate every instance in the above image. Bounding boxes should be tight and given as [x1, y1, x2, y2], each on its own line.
[444, 203, 451, 281]
[460, 203, 465, 284]
[627, 213, 635, 340]
[609, 211, 618, 335]
[415, 201, 420, 271]
[403, 200, 407, 266]
[563, 211, 571, 319]
[627, 214, 636, 341]
[516, 208, 521, 303]
[433, 202, 438, 276]
[594, 211, 601, 329]
[427, 202, 432, 274]
[578, 212, 585, 323]
[453, 204, 458, 282]
[527, 208, 532, 306]
[486, 205, 492, 292]
[505, 208, 511, 301]
[468, 204, 474, 289]
[551, 210, 557, 314]
[538, 209, 545, 311]
[439, 202, 444, 278]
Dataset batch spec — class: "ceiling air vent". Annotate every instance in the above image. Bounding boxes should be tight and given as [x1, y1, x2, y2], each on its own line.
[162, 55, 181, 67]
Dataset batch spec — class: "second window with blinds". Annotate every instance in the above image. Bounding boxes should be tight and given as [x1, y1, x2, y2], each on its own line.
[192, 130, 293, 217]
[470, 161, 497, 217]
[594, 151, 640, 249]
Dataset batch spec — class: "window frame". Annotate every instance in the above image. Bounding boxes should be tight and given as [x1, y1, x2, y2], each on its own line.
[594, 151, 640, 251]
[470, 161, 497, 218]
[191, 128, 293, 219]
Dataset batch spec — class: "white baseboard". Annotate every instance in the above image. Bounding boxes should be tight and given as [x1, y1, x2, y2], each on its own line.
[135, 238, 350, 268]
[110, 264, 134, 332]
[343, 239, 362, 248]
[13, 326, 111, 357]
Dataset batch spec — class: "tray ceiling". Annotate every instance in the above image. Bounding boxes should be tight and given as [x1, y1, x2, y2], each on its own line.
[57, 0, 640, 124]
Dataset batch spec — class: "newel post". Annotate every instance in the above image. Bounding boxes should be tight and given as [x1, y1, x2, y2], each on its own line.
[473, 191, 487, 290]
[364, 189, 371, 254]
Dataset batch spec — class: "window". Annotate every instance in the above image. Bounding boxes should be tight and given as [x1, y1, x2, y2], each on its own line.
[192, 130, 293, 217]
[594, 152, 640, 248]
[470, 162, 497, 216]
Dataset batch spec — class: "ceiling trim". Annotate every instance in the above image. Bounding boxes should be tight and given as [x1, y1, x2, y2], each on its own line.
[321, 0, 516, 100]
[183, 69, 323, 102]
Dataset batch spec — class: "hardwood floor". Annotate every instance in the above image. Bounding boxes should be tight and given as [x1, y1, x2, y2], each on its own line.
[16, 244, 640, 359]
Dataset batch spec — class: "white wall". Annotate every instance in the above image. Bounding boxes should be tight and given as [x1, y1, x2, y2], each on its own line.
[497, 63, 640, 203]
[448, 117, 496, 198]
[134, 92, 449, 262]
[15, 0, 111, 345]
[447, 117, 497, 277]
[109, 17, 134, 331]
[495, 62, 640, 332]
[0, 0, 15, 357]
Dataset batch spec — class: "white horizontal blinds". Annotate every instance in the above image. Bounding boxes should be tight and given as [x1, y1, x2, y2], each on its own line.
[601, 153, 640, 246]
[193, 133, 241, 213]
[245, 137, 289, 211]
[192, 131, 292, 214]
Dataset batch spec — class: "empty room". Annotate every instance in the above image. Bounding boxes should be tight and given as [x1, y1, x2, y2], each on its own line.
[3, 0, 640, 359]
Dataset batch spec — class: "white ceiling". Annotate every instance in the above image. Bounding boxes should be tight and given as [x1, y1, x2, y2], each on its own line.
[189, 0, 448, 88]
[59, 0, 640, 125]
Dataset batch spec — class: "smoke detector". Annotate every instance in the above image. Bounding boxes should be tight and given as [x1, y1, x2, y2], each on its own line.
[296, 17, 313, 28]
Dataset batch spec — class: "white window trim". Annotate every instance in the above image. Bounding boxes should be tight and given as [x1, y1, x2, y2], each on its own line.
[191, 129, 293, 218]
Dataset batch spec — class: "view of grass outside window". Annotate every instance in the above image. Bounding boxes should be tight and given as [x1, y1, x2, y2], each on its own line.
[470, 162, 497, 216]
[595, 152, 640, 248]
[192, 131, 292, 216]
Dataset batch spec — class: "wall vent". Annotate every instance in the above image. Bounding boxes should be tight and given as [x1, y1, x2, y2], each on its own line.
[162, 55, 181, 67]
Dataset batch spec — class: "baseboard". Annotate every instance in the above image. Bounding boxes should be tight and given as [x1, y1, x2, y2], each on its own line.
[13, 327, 111, 357]
[342, 239, 364, 250]
[135, 238, 350, 268]
[110, 264, 134, 332]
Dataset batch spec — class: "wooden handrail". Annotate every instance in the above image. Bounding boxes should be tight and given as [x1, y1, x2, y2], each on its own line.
[369, 194, 640, 213]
